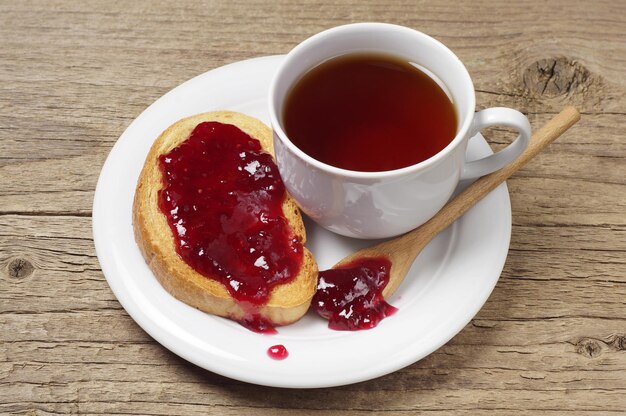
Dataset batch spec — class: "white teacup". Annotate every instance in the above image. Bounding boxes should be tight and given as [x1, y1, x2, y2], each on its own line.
[268, 23, 531, 239]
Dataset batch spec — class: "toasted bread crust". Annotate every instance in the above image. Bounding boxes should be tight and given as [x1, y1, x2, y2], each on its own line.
[133, 111, 317, 326]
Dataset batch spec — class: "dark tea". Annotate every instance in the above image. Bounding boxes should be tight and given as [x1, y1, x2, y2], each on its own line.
[283, 53, 457, 172]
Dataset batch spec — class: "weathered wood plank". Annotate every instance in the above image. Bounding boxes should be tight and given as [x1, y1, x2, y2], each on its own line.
[1, 336, 624, 373]
[1, 117, 624, 219]
[1, 411, 625, 416]
[1, 368, 626, 412]
[1, 216, 625, 319]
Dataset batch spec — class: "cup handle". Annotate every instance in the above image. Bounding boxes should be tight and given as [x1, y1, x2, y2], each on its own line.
[460, 107, 532, 180]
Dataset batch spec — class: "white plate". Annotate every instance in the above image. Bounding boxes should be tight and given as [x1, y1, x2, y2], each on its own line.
[93, 55, 511, 388]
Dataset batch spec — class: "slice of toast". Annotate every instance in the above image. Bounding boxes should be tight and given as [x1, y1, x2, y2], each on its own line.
[133, 111, 317, 329]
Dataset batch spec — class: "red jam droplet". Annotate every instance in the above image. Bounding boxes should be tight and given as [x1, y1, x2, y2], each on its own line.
[157, 121, 303, 329]
[267, 344, 289, 360]
[313, 257, 397, 331]
[239, 313, 278, 334]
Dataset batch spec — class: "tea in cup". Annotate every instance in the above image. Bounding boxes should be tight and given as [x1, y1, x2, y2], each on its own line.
[269, 23, 531, 239]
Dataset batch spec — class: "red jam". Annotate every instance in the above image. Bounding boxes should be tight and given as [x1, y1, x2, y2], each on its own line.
[313, 257, 397, 331]
[239, 313, 278, 334]
[157, 121, 303, 330]
[267, 344, 289, 360]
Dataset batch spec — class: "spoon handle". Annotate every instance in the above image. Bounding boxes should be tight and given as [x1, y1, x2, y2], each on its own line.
[402, 106, 581, 249]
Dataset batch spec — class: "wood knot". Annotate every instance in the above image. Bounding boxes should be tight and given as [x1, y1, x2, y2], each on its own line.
[609, 334, 626, 351]
[6, 258, 35, 279]
[522, 57, 592, 99]
[575, 338, 603, 358]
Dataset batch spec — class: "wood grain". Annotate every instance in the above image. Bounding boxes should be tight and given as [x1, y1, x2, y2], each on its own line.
[1, 0, 625, 414]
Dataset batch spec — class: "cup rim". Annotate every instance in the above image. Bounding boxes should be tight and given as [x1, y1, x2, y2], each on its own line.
[268, 22, 476, 179]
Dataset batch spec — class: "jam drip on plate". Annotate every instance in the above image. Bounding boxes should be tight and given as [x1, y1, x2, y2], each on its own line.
[313, 257, 397, 331]
[267, 344, 289, 360]
[158, 121, 303, 331]
[239, 311, 278, 334]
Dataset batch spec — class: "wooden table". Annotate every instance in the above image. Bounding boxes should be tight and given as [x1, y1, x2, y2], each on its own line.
[2, 1, 625, 414]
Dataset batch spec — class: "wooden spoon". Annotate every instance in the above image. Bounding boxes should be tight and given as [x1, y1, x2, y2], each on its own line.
[330, 106, 581, 299]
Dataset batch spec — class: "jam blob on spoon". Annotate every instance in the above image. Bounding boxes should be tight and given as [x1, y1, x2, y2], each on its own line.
[313, 257, 397, 331]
